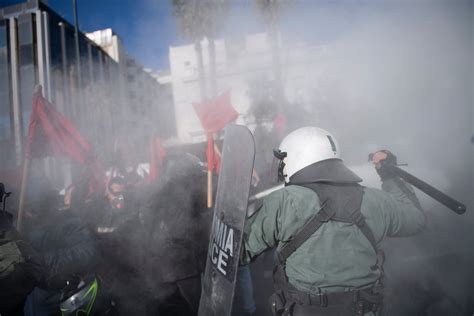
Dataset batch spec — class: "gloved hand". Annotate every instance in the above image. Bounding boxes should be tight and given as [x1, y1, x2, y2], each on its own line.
[368, 150, 397, 180]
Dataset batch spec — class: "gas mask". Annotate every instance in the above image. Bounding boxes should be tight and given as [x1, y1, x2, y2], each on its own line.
[110, 192, 125, 210]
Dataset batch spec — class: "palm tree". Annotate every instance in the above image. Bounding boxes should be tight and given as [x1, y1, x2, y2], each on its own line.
[172, 0, 207, 100]
[203, 1, 229, 98]
[171, 0, 228, 99]
[171, 0, 229, 208]
[255, 0, 290, 109]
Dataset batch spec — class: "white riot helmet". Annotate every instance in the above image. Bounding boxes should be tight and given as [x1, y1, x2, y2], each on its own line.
[274, 127, 361, 184]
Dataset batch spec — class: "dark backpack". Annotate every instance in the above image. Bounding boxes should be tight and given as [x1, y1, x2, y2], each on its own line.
[0, 213, 43, 314]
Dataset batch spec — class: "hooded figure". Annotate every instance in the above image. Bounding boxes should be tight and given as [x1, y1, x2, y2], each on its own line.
[241, 127, 426, 316]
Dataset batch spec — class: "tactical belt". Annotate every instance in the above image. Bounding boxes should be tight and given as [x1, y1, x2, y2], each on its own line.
[286, 287, 381, 306]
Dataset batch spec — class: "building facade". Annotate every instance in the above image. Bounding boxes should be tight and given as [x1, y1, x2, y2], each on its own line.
[87, 28, 176, 154]
[166, 33, 330, 144]
[0, 0, 175, 175]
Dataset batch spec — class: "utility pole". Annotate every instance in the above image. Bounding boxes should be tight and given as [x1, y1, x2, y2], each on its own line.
[73, 0, 82, 93]
[72, 0, 83, 124]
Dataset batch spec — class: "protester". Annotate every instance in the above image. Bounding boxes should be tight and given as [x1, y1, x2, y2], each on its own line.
[0, 183, 43, 316]
[22, 178, 99, 316]
[89, 176, 146, 315]
[142, 153, 211, 315]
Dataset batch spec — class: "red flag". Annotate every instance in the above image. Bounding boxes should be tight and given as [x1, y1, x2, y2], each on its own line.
[193, 91, 238, 133]
[193, 91, 238, 173]
[26, 87, 105, 195]
[26, 89, 92, 163]
[148, 136, 166, 182]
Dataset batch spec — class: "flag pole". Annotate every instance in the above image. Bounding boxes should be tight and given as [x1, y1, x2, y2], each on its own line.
[16, 156, 30, 232]
[207, 168, 212, 208]
[207, 133, 214, 208]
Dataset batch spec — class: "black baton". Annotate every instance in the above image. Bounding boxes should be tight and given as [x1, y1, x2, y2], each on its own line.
[385, 164, 466, 214]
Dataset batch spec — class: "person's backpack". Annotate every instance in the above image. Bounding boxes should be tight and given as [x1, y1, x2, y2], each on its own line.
[0, 226, 25, 279]
[0, 184, 26, 281]
[0, 184, 43, 314]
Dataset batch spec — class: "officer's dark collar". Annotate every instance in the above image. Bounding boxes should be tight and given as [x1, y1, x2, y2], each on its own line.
[289, 159, 362, 185]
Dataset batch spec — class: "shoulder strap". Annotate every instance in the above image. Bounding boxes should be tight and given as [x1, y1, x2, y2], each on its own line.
[277, 188, 380, 264]
[299, 184, 379, 255]
[278, 201, 334, 263]
[348, 191, 384, 271]
[350, 210, 378, 254]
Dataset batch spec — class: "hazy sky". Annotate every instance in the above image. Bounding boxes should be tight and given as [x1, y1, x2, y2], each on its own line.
[45, 0, 180, 70]
[39, 0, 267, 70]
[1, 0, 376, 70]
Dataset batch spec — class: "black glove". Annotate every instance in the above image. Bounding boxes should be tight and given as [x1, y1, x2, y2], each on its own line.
[369, 150, 397, 180]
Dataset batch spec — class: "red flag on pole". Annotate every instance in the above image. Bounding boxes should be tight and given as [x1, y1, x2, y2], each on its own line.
[27, 86, 104, 194]
[18, 86, 104, 231]
[193, 91, 238, 173]
[193, 91, 238, 133]
[26, 88, 92, 163]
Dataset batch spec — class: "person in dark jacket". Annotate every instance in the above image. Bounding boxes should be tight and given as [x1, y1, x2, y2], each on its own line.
[22, 182, 99, 316]
[88, 176, 147, 315]
[142, 153, 211, 315]
[0, 198, 43, 316]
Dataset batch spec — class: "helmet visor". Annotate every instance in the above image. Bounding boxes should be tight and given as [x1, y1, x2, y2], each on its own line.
[272, 149, 287, 182]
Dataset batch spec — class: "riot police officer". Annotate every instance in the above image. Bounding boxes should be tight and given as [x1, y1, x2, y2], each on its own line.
[241, 127, 426, 315]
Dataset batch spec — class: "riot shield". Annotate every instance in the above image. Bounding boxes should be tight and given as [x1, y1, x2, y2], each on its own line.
[198, 124, 255, 316]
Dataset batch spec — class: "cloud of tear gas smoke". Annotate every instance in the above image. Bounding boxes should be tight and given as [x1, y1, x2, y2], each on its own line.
[276, 0, 473, 231]
[222, 0, 473, 220]
[199, 1, 472, 206]
[193, 0, 472, 314]
[22, 1, 470, 314]
[251, 1, 472, 313]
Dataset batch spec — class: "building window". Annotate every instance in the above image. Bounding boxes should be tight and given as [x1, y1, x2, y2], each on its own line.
[18, 13, 37, 136]
[0, 20, 12, 162]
